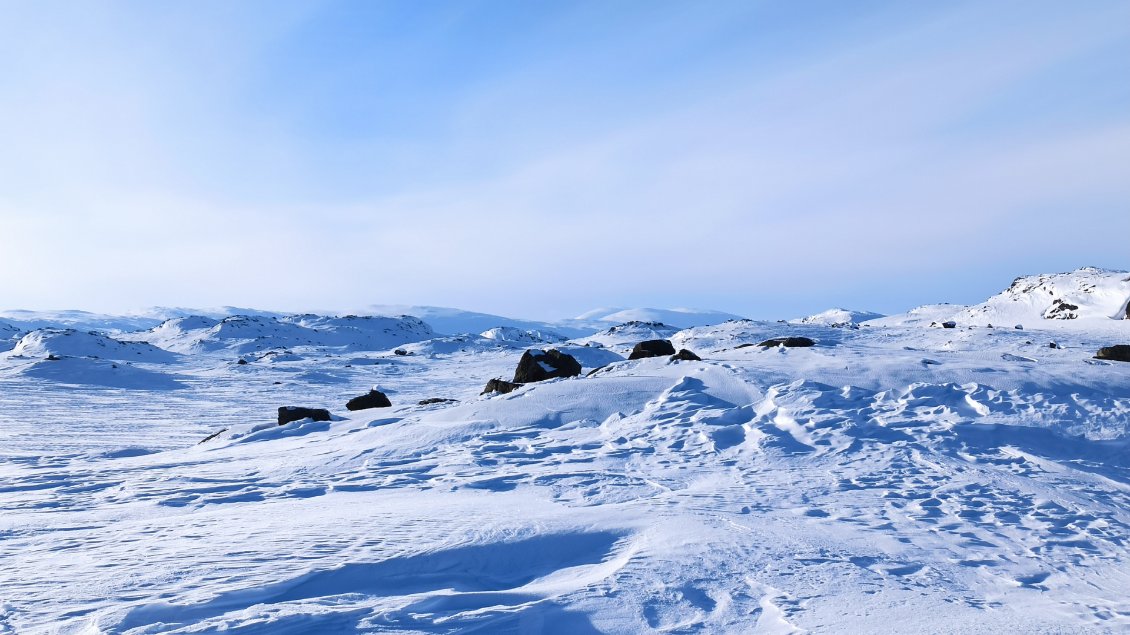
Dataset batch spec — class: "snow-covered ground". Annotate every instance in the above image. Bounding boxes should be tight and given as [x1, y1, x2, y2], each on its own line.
[2, 268, 1130, 633]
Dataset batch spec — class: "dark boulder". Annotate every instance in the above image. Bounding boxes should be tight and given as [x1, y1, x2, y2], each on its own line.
[418, 397, 458, 406]
[394, 348, 410, 356]
[629, 339, 677, 360]
[941, 321, 957, 329]
[346, 389, 392, 411]
[757, 337, 816, 348]
[482, 378, 521, 395]
[278, 406, 331, 426]
[734, 343, 755, 349]
[671, 349, 701, 361]
[1095, 345, 1130, 362]
[236, 358, 249, 365]
[512, 349, 582, 383]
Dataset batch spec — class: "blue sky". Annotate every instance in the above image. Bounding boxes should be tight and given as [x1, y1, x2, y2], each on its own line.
[1, 1, 1128, 320]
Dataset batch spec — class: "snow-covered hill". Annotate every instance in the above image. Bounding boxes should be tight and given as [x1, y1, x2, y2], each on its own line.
[575, 307, 745, 328]
[2, 271, 1130, 633]
[366, 305, 595, 338]
[8, 328, 178, 363]
[874, 267, 1130, 329]
[790, 307, 885, 327]
[128, 314, 435, 354]
[955, 267, 1130, 326]
[572, 321, 683, 354]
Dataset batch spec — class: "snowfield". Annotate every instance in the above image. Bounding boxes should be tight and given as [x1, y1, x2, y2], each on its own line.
[2, 268, 1130, 634]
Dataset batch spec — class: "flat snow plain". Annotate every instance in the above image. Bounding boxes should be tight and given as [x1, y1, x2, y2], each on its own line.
[3, 282, 1130, 632]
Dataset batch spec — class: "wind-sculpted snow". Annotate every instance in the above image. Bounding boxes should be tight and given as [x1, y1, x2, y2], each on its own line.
[2, 291, 1130, 632]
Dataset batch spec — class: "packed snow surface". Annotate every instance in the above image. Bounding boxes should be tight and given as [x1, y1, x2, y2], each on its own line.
[2, 274, 1130, 633]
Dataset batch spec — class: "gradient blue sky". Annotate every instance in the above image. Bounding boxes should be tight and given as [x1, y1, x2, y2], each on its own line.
[1, 1, 1128, 320]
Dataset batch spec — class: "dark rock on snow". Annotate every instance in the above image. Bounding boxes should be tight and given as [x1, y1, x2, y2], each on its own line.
[671, 349, 701, 361]
[482, 378, 521, 395]
[757, 337, 816, 348]
[513, 349, 582, 383]
[941, 321, 957, 329]
[198, 428, 228, 444]
[1095, 345, 1130, 362]
[418, 397, 458, 406]
[346, 389, 392, 411]
[278, 406, 332, 426]
[629, 339, 677, 360]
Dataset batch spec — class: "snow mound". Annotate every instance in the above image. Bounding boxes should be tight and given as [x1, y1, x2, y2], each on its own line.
[8, 329, 178, 363]
[575, 307, 744, 328]
[572, 321, 682, 353]
[480, 326, 568, 345]
[790, 308, 885, 327]
[14, 356, 185, 389]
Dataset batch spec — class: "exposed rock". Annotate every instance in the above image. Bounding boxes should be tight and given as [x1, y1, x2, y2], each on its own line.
[1044, 299, 1079, 320]
[418, 397, 458, 406]
[482, 378, 521, 395]
[278, 406, 332, 426]
[46, 354, 61, 361]
[734, 343, 756, 349]
[941, 321, 957, 329]
[757, 337, 816, 348]
[512, 349, 582, 383]
[1048, 342, 1059, 349]
[628, 339, 677, 360]
[671, 349, 701, 361]
[393, 348, 410, 356]
[1094, 345, 1130, 362]
[1015, 324, 1024, 330]
[236, 358, 248, 365]
[346, 389, 392, 411]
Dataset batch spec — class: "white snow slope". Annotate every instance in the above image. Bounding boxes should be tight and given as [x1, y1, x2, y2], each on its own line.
[2, 271, 1130, 633]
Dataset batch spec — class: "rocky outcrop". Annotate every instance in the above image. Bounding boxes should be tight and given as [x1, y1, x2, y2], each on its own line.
[418, 397, 457, 405]
[1094, 345, 1130, 362]
[512, 349, 582, 383]
[757, 337, 816, 348]
[629, 339, 677, 359]
[346, 389, 392, 411]
[482, 378, 521, 395]
[671, 349, 701, 361]
[1044, 299, 1080, 320]
[278, 406, 332, 426]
